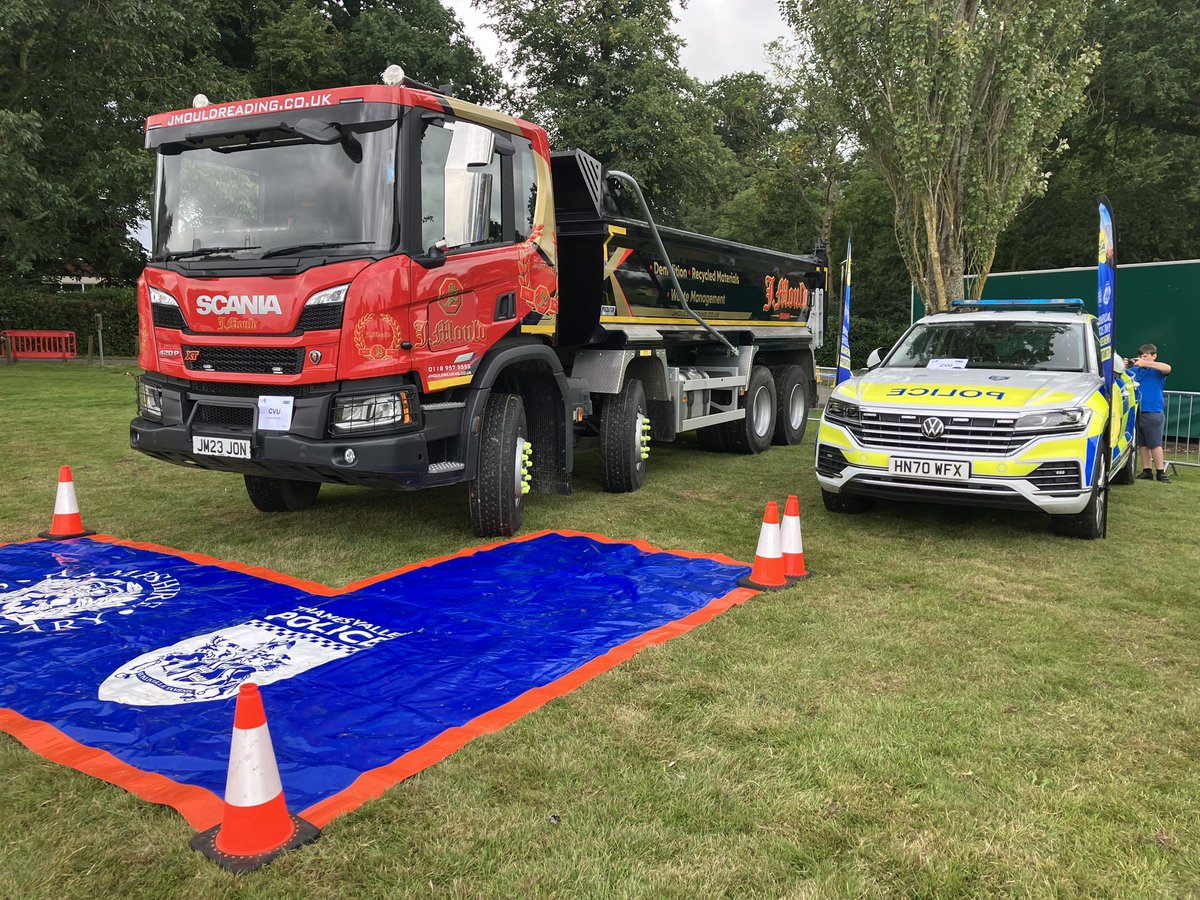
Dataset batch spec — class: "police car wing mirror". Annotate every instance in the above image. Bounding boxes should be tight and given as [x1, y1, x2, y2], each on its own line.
[1113, 355, 1127, 375]
[866, 347, 884, 369]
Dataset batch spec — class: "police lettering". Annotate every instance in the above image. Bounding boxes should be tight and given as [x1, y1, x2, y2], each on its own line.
[886, 387, 1007, 400]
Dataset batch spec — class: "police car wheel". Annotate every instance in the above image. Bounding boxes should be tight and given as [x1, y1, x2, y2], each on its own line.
[469, 392, 527, 538]
[821, 488, 874, 514]
[244, 475, 321, 513]
[770, 365, 809, 446]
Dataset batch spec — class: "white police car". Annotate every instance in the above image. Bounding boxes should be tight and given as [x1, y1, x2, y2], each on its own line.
[815, 299, 1138, 538]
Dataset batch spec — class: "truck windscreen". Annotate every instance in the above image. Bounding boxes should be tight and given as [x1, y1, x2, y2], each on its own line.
[152, 121, 398, 261]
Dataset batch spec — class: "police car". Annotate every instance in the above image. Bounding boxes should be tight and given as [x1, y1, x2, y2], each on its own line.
[815, 299, 1138, 538]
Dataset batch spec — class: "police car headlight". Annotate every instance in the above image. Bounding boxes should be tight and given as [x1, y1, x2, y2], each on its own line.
[826, 398, 861, 422]
[306, 284, 349, 306]
[1015, 408, 1091, 431]
[149, 287, 179, 308]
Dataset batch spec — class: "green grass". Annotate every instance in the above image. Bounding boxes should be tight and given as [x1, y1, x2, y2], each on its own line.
[1, 363, 1199, 897]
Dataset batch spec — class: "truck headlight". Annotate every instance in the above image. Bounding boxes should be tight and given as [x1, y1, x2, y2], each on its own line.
[137, 377, 163, 421]
[332, 389, 414, 434]
[826, 398, 861, 422]
[1015, 408, 1091, 431]
[149, 287, 179, 308]
[306, 284, 349, 306]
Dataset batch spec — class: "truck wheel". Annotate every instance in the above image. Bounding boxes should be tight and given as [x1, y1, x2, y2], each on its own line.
[244, 475, 321, 512]
[770, 365, 809, 446]
[821, 488, 874, 514]
[600, 377, 649, 493]
[696, 423, 727, 452]
[1051, 443, 1108, 539]
[723, 365, 776, 455]
[469, 392, 528, 538]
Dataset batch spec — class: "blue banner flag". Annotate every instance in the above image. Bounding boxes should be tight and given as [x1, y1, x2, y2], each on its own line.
[0, 533, 750, 828]
[1098, 197, 1116, 398]
[836, 238, 853, 385]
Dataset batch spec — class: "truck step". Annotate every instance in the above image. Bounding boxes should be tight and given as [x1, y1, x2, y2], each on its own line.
[427, 461, 466, 474]
[422, 402, 465, 411]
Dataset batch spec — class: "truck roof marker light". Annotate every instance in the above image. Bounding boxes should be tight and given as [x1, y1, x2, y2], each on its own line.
[192, 94, 211, 109]
[382, 65, 405, 86]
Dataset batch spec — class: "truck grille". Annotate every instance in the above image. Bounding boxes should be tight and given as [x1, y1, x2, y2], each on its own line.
[836, 410, 1025, 455]
[296, 302, 344, 331]
[183, 346, 304, 375]
[189, 382, 312, 398]
[195, 404, 254, 429]
[152, 305, 187, 329]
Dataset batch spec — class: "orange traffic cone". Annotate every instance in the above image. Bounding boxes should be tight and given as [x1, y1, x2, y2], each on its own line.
[781, 495, 812, 581]
[39, 466, 95, 540]
[191, 683, 319, 872]
[738, 501, 789, 591]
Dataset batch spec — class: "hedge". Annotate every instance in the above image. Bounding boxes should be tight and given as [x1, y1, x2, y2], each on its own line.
[0, 288, 138, 357]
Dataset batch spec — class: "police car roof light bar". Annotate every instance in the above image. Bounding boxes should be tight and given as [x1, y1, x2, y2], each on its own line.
[951, 298, 1086, 312]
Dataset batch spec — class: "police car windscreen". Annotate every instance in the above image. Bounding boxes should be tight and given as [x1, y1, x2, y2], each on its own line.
[888, 321, 1086, 372]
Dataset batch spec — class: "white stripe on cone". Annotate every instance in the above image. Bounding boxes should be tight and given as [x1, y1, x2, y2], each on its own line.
[225, 723, 284, 808]
[754, 521, 782, 560]
[781, 514, 803, 555]
[54, 479, 80, 516]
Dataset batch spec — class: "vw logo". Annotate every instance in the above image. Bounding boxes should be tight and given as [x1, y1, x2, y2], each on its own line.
[921, 417, 945, 439]
[309, 350, 323, 365]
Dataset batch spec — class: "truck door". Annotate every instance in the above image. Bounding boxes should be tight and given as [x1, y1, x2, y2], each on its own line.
[410, 118, 526, 393]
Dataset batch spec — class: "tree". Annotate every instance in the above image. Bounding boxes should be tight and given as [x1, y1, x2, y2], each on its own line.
[477, 0, 736, 229]
[783, 0, 1097, 312]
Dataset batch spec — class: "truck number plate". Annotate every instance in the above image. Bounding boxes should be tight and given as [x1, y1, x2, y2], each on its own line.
[888, 456, 969, 481]
[192, 435, 251, 459]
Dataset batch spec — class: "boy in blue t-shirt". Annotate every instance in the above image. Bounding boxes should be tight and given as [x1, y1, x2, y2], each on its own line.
[1124, 343, 1173, 482]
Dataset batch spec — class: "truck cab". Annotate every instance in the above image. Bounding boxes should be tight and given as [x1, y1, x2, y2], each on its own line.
[814, 299, 1138, 538]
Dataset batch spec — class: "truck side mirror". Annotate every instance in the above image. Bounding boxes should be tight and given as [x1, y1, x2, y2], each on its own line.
[866, 347, 885, 369]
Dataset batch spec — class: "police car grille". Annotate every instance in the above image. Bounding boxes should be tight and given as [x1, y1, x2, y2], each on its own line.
[816, 444, 848, 476]
[846, 412, 1024, 455]
[296, 302, 344, 331]
[183, 346, 305, 375]
[1027, 461, 1082, 491]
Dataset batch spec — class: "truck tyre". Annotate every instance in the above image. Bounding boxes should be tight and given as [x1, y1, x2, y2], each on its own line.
[821, 488, 874, 514]
[696, 423, 728, 452]
[469, 392, 528, 538]
[1051, 442, 1108, 539]
[244, 475, 321, 512]
[770, 364, 809, 446]
[600, 377, 649, 493]
[723, 365, 776, 455]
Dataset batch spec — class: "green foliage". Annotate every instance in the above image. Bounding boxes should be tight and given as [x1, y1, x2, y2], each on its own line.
[478, 0, 737, 229]
[784, 0, 1097, 311]
[0, 288, 139, 356]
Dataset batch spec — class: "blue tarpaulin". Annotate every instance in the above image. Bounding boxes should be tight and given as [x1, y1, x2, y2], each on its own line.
[0, 532, 752, 826]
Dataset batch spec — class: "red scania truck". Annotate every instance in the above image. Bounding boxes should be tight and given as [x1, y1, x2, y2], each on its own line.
[131, 68, 829, 536]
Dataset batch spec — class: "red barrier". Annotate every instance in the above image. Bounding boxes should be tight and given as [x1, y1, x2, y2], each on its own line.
[0, 330, 77, 360]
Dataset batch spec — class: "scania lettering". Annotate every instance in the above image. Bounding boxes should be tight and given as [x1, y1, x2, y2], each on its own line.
[131, 68, 828, 536]
[814, 299, 1138, 539]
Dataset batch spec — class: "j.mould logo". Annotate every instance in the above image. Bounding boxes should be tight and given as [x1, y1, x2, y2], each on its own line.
[762, 276, 810, 313]
[436, 278, 466, 316]
[352, 313, 405, 361]
[99, 605, 410, 705]
[0, 568, 181, 634]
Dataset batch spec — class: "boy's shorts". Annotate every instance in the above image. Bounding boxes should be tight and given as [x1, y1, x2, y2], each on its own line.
[1137, 411, 1165, 449]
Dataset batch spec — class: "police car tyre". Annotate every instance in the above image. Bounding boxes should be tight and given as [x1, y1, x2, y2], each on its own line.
[723, 365, 776, 455]
[821, 488, 874, 514]
[469, 392, 527, 537]
[244, 475, 321, 512]
[600, 377, 648, 493]
[769, 364, 809, 446]
[1051, 442, 1108, 539]
[1112, 432, 1137, 485]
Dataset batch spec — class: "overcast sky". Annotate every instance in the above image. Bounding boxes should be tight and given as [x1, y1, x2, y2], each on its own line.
[443, 0, 792, 83]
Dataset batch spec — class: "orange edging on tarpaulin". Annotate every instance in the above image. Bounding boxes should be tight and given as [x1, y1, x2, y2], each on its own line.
[0, 531, 757, 830]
